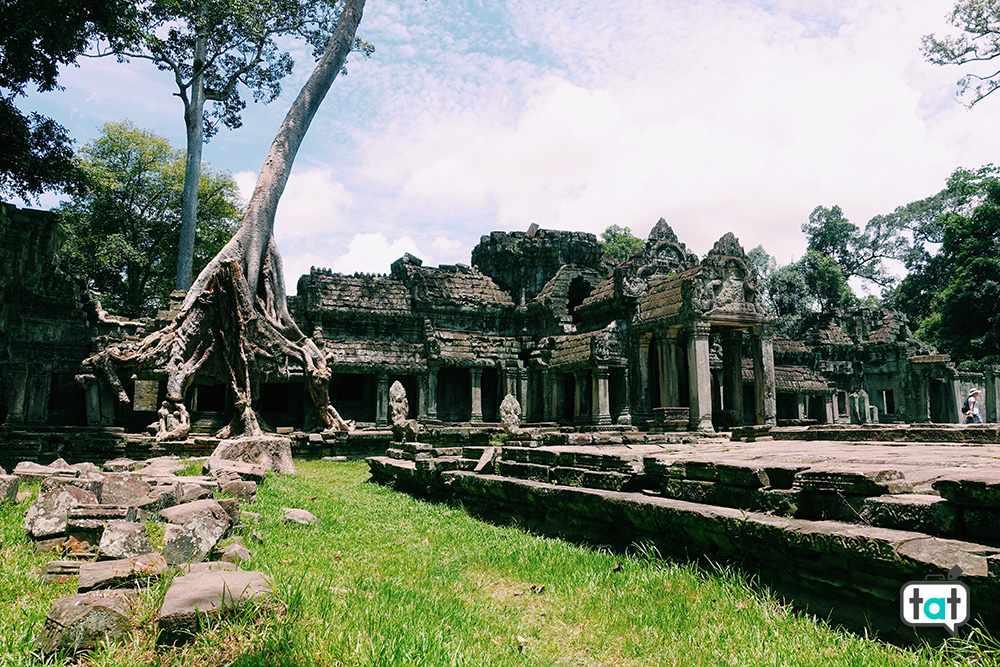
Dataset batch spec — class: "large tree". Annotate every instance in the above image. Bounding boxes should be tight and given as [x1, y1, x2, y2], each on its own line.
[59, 121, 240, 319]
[0, 0, 136, 200]
[105, 0, 372, 291]
[923, 0, 1000, 106]
[600, 224, 643, 265]
[84, 0, 366, 438]
[801, 205, 902, 290]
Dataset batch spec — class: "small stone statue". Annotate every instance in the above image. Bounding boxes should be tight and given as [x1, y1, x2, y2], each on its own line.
[500, 392, 522, 435]
[389, 380, 422, 442]
[149, 399, 191, 442]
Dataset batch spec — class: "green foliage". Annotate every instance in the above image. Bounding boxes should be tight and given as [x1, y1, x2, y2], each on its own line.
[923, 0, 1000, 106]
[801, 250, 853, 312]
[600, 224, 643, 265]
[802, 205, 901, 289]
[768, 262, 811, 334]
[0, 0, 137, 200]
[58, 121, 240, 318]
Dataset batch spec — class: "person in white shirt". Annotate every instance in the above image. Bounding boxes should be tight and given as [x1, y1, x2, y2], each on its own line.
[965, 389, 983, 424]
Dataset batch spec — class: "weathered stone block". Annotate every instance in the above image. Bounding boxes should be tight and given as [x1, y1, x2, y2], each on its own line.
[44, 560, 81, 583]
[159, 499, 231, 526]
[78, 553, 169, 591]
[157, 570, 271, 644]
[99, 521, 153, 559]
[0, 474, 19, 502]
[281, 508, 318, 526]
[100, 475, 152, 506]
[36, 590, 136, 655]
[41, 473, 104, 497]
[793, 467, 912, 496]
[25, 486, 99, 539]
[717, 464, 769, 489]
[495, 460, 550, 483]
[205, 457, 267, 483]
[860, 494, 959, 536]
[210, 436, 296, 475]
[163, 516, 229, 566]
[934, 472, 1000, 508]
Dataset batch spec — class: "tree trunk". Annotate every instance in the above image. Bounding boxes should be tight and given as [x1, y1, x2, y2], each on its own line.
[175, 27, 208, 291]
[85, 0, 366, 437]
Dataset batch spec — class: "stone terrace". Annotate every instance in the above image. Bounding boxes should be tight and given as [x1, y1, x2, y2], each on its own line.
[368, 429, 1000, 642]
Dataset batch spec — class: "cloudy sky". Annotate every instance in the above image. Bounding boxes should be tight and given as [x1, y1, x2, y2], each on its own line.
[21, 0, 1000, 293]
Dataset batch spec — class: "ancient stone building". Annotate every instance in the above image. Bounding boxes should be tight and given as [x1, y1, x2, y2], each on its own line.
[0, 200, 984, 433]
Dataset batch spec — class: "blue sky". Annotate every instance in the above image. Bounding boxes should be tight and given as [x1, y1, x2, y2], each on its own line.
[18, 0, 1000, 293]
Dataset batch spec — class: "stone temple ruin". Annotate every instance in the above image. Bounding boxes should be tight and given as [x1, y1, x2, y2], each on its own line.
[6, 200, 1000, 641]
[2, 201, 995, 445]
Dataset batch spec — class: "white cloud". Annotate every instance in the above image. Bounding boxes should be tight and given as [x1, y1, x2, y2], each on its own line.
[331, 233, 427, 275]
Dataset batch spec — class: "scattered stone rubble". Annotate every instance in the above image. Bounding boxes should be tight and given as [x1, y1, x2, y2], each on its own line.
[0, 453, 313, 656]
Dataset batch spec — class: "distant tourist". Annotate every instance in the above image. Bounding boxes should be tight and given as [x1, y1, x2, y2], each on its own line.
[963, 389, 983, 424]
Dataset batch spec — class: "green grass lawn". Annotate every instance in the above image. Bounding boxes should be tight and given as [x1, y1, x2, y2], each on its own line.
[1, 460, 998, 666]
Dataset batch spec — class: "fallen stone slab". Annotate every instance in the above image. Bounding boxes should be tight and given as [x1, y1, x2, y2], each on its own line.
[41, 472, 104, 497]
[36, 590, 136, 656]
[0, 474, 19, 503]
[24, 486, 99, 539]
[934, 471, 1000, 508]
[181, 561, 239, 574]
[205, 457, 267, 483]
[178, 482, 213, 503]
[217, 498, 240, 524]
[103, 458, 142, 473]
[219, 478, 257, 502]
[163, 515, 229, 566]
[100, 475, 153, 506]
[43, 560, 81, 583]
[281, 508, 318, 526]
[210, 436, 296, 475]
[157, 570, 272, 643]
[71, 462, 102, 474]
[99, 521, 153, 559]
[78, 553, 169, 592]
[13, 461, 79, 480]
[159, 499, 232, 526]
[217, 542, 252, 565]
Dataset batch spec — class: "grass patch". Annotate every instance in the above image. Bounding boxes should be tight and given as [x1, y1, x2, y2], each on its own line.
[1, 460, 998, 665]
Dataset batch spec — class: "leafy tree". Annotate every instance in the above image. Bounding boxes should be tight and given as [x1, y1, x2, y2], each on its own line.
[802, 205, 901, 289]
[103, 0, 373, 291]
[768, 262, 811, 334]
[600, 224, 643, 264]
[58, 121, 240, 318]
[0, 0, 136, 200]
[746, 244, 777, 313]
[801, 251, 852, 312]
[923, 0, 1000, 106]
[84, 0, 366, 438]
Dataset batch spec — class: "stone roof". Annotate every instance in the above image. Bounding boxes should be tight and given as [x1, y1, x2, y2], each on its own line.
[403, 265, 514, 310]
[322, 338, 425, 370]
[430, 329, 521, 365]
[299, 271, 413, 315]
[636, 268, 700, 323]
[550, 332, 594, 369]
[743, 361, 831, 393]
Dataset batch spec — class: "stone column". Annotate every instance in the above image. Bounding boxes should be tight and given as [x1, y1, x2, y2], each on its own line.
[574, 370, 589, 424]
[541, 370, 555, 422]
[418, 372, 429, 419]
[824, 393, 836, 424]
[98, 383, 116, 425]
[637, 335, 652, 422]
[552, 372, 564, 422]
[686, 323, 714, 431]
[987, 367, 1000, 423]
[26, 373, 50, 423]
[751, 326, 777, 427]
[912, 376, 931, 423]
[375, 374, 389, 427]
[518, 367, 529, 420]
[592, 367, 612, 425]
[470, 368, 483, 422]
[656, 338, 669, 408]
[720, 329, 743, 420]
[796, 395, 807, 421]
[617, 368, 632, 425]
[426, 368, 438, 420]
[6, 367, 28, 424]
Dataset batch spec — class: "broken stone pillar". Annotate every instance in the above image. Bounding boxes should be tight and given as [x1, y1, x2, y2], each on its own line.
[637, 335, 652, 421]
[796, 395, 807, 421]
[751, 326, 777, 427]
[574, 371, 589, 424]
[720, 329, 743, 420]
[375, 374, 389, 427]
[656, 338, 670, 408]
[857, 389, 871, 424]
[687, 323, 713, 431]
[987, 367, 1000, 423]
[470, 368, 483, 422]
[417, 373, 428, 420]
[825, 393, 836, 424]
[665, 335, 681, 407]
[592, 367, 612, 426]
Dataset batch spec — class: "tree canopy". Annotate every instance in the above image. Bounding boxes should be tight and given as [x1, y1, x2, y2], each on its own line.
[923, 0, 1000, 106]
[101, 0, 373, 291]
[58, 121, 240, 319]
[600, 224, 643, 265]
[0, 0, 136, 200]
